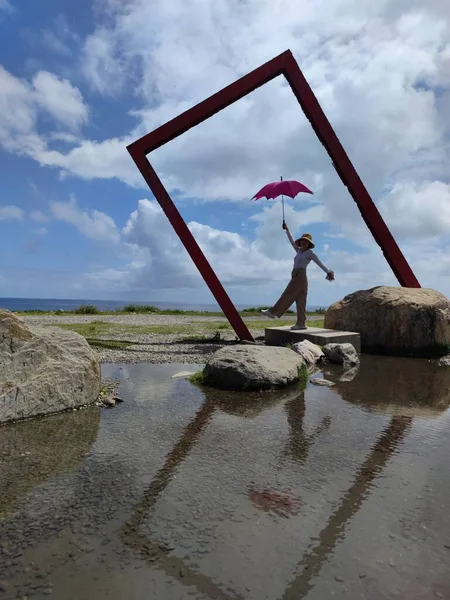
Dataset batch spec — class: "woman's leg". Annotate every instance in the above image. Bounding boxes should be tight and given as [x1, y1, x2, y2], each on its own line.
[294, 269, 308, 326]
[271, 270, 301, 317]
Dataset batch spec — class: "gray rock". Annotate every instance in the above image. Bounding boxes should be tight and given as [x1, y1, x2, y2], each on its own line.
[203, 345, 304, 391]
[291, 339, 324, 365]
[0, 310, 101, 423]
[324, 286, 450, 358]
[323, 343, 360, 366]
[310, 378, 335, 387]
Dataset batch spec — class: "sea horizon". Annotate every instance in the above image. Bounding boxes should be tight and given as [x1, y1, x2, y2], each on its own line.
[0, 297, 327, 313]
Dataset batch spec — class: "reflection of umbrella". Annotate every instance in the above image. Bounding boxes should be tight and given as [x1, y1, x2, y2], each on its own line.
[248, 486, 303, 518]
[252, 176, 313, 221]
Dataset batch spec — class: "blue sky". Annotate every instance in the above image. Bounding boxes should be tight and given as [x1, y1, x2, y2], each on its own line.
[1, 0, 449, 307]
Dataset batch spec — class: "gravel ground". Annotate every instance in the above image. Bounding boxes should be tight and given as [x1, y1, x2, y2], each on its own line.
[21, 313, 301, 365]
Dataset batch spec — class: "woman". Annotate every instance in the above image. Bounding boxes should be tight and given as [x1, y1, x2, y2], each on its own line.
[261, 221, 335, 330]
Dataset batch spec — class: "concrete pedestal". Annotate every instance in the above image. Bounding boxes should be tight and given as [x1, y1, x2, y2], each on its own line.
[265, 326, 361, 352]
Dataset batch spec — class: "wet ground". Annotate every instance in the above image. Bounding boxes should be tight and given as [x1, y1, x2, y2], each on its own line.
[1, 356, 450, 599]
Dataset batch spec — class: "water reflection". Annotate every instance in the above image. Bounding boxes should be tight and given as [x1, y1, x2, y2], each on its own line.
[121, 386, 307, 600]
[284, 391, 331, 465]
[2, 359, 449, 600]
[121, 361, 438, 599]
[0, 407, 100, 518]
[324, 355, 450, 417]
[282, 416, 412, 599]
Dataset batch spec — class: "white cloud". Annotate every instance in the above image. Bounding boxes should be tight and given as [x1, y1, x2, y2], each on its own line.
[0, 66, 89, 158]
[50, 195, 120, 243]
[1, 0, 450, 304]
[35, 227, 48, 236]
[73, 198, 450, 303]
[378, 180, 450, 238]
[0, 205, 24, 221]
[78, 199, 351, 295]
[32, 71, 88, 130]
[62, 0, 450, 248]
[30, 210, 49, 223]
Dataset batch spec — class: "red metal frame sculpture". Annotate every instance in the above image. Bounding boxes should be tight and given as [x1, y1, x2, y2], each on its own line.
[127, 49, 420, 342]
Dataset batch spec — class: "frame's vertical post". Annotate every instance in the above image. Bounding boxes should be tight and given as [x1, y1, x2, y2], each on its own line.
[283, 52, 420, 288]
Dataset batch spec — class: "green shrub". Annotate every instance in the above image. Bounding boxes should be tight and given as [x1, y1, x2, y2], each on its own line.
[121, 304, 161, 313]
[74, 304, 100, 314]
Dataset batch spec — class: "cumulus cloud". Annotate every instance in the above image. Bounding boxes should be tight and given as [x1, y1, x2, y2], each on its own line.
[0, 205, 24, 221]
[29, 210, 50, 223]
[1, 0, 450, 302]
[50, 195, 120, 243]
[32, 71, 89, 130]
[378, 180, 450, 238]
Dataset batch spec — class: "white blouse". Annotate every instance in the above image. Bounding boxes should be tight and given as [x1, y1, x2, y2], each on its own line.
[293, 248, 330, 273]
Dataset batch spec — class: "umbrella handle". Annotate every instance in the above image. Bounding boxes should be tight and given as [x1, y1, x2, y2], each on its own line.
[282, 196, 285, 222]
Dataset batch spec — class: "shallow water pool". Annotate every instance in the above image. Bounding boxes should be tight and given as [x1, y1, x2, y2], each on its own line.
[1, 357, 449, 599]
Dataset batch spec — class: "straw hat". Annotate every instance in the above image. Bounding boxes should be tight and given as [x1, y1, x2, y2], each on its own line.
[295, 233, 315, 249]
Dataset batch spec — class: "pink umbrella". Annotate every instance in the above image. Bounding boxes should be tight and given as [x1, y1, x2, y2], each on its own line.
[252, 177, 313, 221]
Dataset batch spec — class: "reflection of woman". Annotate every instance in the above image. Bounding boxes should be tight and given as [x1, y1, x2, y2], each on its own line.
[284, 392, 330, 464]
[262, 222, 335, 330]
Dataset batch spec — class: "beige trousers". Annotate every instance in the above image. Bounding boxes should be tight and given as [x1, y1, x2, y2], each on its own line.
[271, 268, 308, 325]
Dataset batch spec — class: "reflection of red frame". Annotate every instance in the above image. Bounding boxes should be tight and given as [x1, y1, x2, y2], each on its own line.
[127, 49, 420, 342]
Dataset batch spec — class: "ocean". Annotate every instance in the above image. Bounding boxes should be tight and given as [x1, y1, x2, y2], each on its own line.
[0, 297, 326, 313]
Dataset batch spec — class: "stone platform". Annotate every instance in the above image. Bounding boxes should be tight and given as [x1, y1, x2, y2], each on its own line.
[265, 326, 361, 352]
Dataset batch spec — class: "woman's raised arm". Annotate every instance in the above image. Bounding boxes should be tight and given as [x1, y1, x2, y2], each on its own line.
[283, 221, 298, 251]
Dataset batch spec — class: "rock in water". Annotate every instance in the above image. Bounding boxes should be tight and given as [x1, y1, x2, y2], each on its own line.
[436, 355, 450, 367]
[310, 378, 335, 387]
[292, 339, 324, 365]
[0, 310, 101, 423]
[324, 286, 450, 358]
[203, 346, 304, 391]
[323, 343, 360, 366]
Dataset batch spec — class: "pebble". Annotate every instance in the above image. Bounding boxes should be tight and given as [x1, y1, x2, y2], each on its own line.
[334, 575, 344, 582]
[434, 593, 444, 598]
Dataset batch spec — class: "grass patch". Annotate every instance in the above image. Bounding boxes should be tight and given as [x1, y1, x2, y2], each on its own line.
[175, 331, 225, 344]
[297, 364, 308, 390]
[242, 306, 295, 315]
[189, 370, 207, 385]
[48, 317, 325, 338]
[16, 305, 326, 317]
[87, 339, 132, 350]
[54, 321, 112, 337]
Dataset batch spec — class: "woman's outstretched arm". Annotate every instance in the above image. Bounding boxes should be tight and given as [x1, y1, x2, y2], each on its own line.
[283, 222, 298, 251]
[311, 252, 335, 280]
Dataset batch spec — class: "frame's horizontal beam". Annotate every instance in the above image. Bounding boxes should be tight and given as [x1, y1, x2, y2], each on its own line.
[127, 50, 292, 156]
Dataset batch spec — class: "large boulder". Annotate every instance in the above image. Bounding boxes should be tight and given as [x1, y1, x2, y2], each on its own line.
[203, 345, 304, 390]
[324, 286, 450, 357]
[0, 310, 101, 423]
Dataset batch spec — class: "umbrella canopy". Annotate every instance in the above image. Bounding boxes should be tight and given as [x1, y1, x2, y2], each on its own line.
[252, 179, 313, 200]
